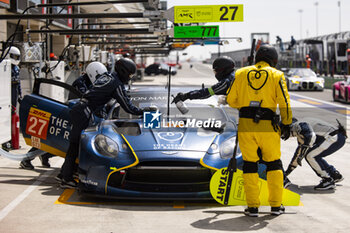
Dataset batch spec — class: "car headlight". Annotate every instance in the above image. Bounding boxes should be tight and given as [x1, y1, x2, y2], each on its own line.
[291, 80, 300, 84]
[94, 134, 119, 158]
[220, 137, 239, 159]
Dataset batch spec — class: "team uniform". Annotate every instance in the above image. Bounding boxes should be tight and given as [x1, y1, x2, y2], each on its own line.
[179, 71, 235, 100]
[285, 118, 346, 190]
[11, 65, 22, 112]
[172, 56, 235, 105]
[72, 73, 92, 94]
[226, 60, 292, 211]
[61, 72, 143, 184]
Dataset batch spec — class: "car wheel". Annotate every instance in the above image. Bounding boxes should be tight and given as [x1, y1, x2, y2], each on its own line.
[332, 86, 337, 101]
[286, 79, 290, 91]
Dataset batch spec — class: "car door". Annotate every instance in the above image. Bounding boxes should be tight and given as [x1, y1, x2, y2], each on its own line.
[19, 78, 82, 157]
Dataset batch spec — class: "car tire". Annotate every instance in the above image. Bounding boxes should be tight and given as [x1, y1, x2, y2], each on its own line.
[286, 79, 290, 91]
[332, 86, 337, 101]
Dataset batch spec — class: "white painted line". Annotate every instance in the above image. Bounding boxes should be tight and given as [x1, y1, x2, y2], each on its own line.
[192, 65, 213, 77]
[290, 92, 350, 109]
[0, 159, 62, 222]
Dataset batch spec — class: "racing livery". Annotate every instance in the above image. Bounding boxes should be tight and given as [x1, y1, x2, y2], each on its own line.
[285, 68, 324, 91]
[332, 77, 350, 103]
[20, 79, 267, 199]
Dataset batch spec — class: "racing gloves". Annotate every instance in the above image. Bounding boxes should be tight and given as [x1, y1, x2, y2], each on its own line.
[296, 145, 309, 166]
[285, 144, 310, 177]
[280, 124, 291, 141]
[143, 106, 158, 112]
[172, 92, 189, 104]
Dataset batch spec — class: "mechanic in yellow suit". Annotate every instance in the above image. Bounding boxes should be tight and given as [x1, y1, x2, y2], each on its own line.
[226, 45, 292, 217]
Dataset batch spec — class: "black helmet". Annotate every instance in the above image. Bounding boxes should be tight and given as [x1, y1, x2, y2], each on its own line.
[255, 44, 278, 67]
[292, 117, 298, 124]
[122, 52, 131, 58]
[212, 56, 235, 81]
[115, 58, 136, 84]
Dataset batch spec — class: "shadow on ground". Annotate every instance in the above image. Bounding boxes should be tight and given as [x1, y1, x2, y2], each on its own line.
[191, 210, 279, 231]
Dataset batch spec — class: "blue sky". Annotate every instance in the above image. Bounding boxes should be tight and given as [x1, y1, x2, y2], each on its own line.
[166, 0, 350, 60]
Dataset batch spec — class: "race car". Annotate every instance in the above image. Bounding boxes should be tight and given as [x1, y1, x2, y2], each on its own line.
[145, 63, 177, 76]
[332, 77, 350, 103]
[285, 68, 324, 91]
[19, 78, 266, 199]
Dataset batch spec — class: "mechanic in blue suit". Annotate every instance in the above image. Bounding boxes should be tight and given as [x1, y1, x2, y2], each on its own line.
[285, 117, 347, 190]
[6, 46, 22, 112]
[60, 58, 155, 188]
[71, 61, 107, 94]
[172, 57, 235, 104]
[72, 73, 92, 94]
[5, 46, 53, 169]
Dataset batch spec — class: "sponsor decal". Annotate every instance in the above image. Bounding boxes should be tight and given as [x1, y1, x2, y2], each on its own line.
[25, 107, 70, 141]
[153, 144, 186, 150]
[143, 111, 222, 129]
[80, 179, 98, 186]
[233, 177, 245, 201]
[31, 136, 41, 149]
[144, 110, 162, 129]
[157, 132, 184, 141]
[26, 108, 51, 139]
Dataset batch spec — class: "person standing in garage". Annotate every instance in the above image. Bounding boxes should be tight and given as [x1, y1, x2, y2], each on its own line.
[5, 46, 51, 169]
[60, 58, 156, 188]
[2, 47, 23, 150]
[172, 56, 235, 104]
[226, 45, 293, 217]
[4, 46, 22, 113]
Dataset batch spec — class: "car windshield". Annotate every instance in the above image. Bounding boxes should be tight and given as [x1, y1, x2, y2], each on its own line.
[117, 90, 228, 121]
[345, 77, 350, 85]
[160, 63, 169, 69]
[288, 69, 316, 77]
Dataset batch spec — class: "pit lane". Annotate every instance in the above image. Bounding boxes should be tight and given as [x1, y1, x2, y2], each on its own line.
[0, 63, 349, 233]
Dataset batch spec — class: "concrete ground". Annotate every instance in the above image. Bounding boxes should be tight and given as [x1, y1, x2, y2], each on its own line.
[0, 63, 349, 233]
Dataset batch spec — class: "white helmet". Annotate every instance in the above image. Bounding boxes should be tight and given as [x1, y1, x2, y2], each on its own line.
[6, 46, 21, 65]
[85, 61, 107, 83]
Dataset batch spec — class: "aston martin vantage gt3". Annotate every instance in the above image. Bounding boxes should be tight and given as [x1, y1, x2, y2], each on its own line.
[19, 79, 266, 200]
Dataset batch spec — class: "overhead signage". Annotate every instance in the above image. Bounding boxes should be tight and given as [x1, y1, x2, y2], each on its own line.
[174, 26, 219, 38]
[174, 5, 243, 23]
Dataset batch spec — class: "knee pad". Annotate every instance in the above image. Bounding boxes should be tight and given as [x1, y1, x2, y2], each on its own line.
[243, 161, 258, 173]
[265, 159, 283, 172]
